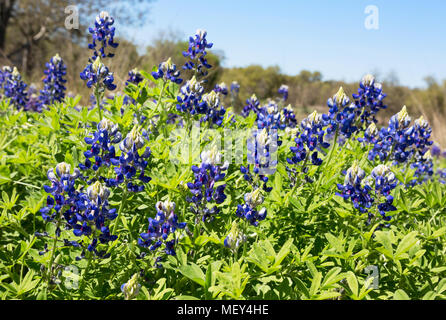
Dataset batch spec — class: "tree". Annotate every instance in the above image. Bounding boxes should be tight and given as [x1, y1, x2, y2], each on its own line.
[0, 0, 154, 75]
[142, 31, 224, 92]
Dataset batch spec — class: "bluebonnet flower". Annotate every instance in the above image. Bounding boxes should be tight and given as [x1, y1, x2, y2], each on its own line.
[236, 188, 267, 226]
[364, 164, 397, 224]
[326, 87, 358, 138]
[214, 82, 228, 95]
[152, 58, 183, 84]
[187, 147, 228, 222]
[88, 11, 119, 60]
[287, 111, 330, 168]
[242, 128, 280, 192]
[256, 101, 297, 130]
[437, 168, 446, 184]
[201, 91, 226, 126]
[280, 105, 298, 128]
[38, 54, 67, 108]
[109, 126, 152, 192]
[80, 119, 122, 171]
[358, 122, 379, 145]
[121, 274, 141, 300]
[224, 220, 246, 252]
[431, 142, 441, 158]
[67, 181, 118, 252]
[40, 162, 81, 222]
[126, 68, 144, 86]
[352, 74, 387, 126]
[24, 84, 42, 112]
[39, 164, 118, 258]
[80, 56, 117, 92]
[122, 69, 144, 112]
[368, 106, 414, 163]
[176, 76, 206, 114]
[138, 200, 186, 256]
[230, 81, 240, 96]
[278, 84, 289, 102]
[183, 29, 213, 78]
[256, 101, 281, 130]
[0, 66, 12, 93]
[410, 150, 434, 185]
[336, 161, 373, 214]
[3, 67, 29, 110]
[412, 116, 434, 156]
[242, 94, 261, 117]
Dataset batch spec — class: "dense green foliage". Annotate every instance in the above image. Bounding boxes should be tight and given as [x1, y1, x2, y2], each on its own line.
[0, 73, 446, 300]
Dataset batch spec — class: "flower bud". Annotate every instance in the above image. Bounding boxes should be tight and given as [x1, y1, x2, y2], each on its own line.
[121, 274, 141, 300]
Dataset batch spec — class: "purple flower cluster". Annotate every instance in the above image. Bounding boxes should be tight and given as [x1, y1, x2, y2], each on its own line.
[88, 11, 119, 60]
[81, 12, 118, 93]
[242, 128, 280, 192]
[112, 126, 152, 192]
[3, 67, 29, 110]
[287, 111, 330, 167]
[278, 85, 289, 102]
[80, 119, 122, 171]
[183, 29, 213, 78]
[138, 200, 186, 256]
[38, 54, 67, 107]
[326, 87, 358, 138]
[176, 76, 206, 114]
[40, 163, 118, 257]
[186, 148, 228, 222]
[79, 121, 151, 193]
[336, 162, 373, 214]
[256, 102, 297, 130]
[230, 81, 240, 97]
[352, 74, 387, 127]
[236, 188, 267, 226]
[152, 58, 183, 84]
[241, 94, 261, 117]
[200, 90, 226, 126]
[368, 107, 433, 165]
[0, 66, 12, 93]
[126, 68, 144, 86]
[337, 162, 397, 226]
[214, 82, 228, 96]
[80, 57, 117, 91]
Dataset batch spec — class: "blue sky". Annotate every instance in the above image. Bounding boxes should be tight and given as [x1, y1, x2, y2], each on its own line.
[117, 0, 446, 88]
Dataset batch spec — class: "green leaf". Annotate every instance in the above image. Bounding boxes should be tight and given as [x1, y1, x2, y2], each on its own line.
[174, 295, 200, 300]
[179, 263, 205, 287]
[204, 263, 212, 299]
[393, 289, 410, 300]
[294, 278, 310, 299]
[322, 267, 342, 289]
[273, 238, 293, 268]
[395, 231, 418, 260]
[309, 272, 322, 297]
[345, 271, 358, 298]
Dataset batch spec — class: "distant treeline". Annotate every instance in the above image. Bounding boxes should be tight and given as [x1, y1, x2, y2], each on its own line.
[2, 30, 446, 145]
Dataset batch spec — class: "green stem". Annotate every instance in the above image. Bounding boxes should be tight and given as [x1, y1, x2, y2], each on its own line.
[79, 251, 93, 296]
[242, 220, 248, 259]
[315, 127, 339, 191]
[112, 186, 129, 235]
[95, 87, 103, 122]
[45, 218, 61, 291]
[149, 80, 167, 121]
